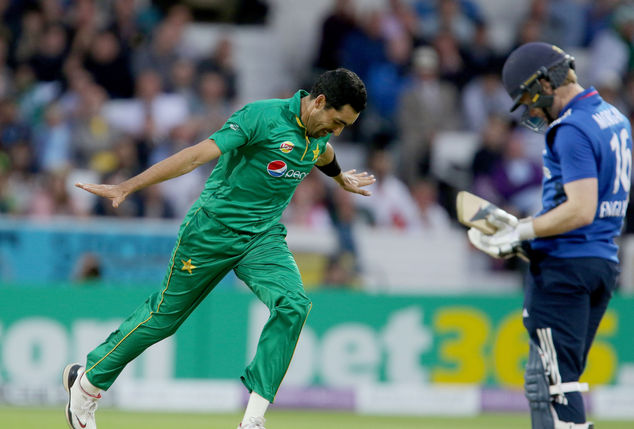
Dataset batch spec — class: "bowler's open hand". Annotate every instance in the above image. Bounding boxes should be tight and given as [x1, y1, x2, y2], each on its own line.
[75, 183, 128, 208]
[335, 169, 375, 196]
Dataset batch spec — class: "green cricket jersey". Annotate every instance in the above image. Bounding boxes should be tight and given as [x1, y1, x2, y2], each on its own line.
[199, 90, 330, 233]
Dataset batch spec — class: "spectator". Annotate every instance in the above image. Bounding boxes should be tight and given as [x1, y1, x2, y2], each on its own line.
[538, 0, 587, 49]
[512, 17, 543, 50]
[133, 21, 184, 87]
[163, 4, 195, 58]
[168, 58, 197, 104]
[59, 67, 96, 118]
[11, 9, 44, 66]
[32, 103, 72, 173]
[39, 0, 65, 25]
[83, 30, 134, 99]
[0, 0, 21, 57]
[461, 66, 514, 133]
[0, 98, 30, 149]
[594, 71, 627, 114]
[0, 151, 12, 213]
[28, 169, 80, 218]
[28, 23, 68, 83]
[109, 0, 153, 50]
[67, 0, 102, 58]
[621, 72, 634, 122]
[0, 37, 13, 98]
[418, 0, 479, 45]
[102, 69, 189, 139]
[474, 126, 542, 218]
[432, 29, 467, 88]
[15, 63, 61, 127]
[341, 10, 387, 83]
[460, 22, 500, 81]
[382, 0, 420, 43]
[588, 4, 634, 86]
[365, 33, 413, 134]
[163, 4, 192, 31]
[583, 0, 619, 47]
[70, 83, 118, 169]
[191, 71, 234, 136]
[355, 147, 422, 230]
[396, 45, 460, 183]
[1, 141, 36, 214]
[197, 36, 238, 100]
[410, 178, 452, 231]
[327, 185, 360, 254]
[313, 0, 358, 72]
[471, 114, 511, 186]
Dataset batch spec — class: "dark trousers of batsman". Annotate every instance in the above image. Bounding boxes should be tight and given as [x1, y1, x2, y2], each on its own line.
[523, 254, 618, 424]
[82, 206, 311, 402]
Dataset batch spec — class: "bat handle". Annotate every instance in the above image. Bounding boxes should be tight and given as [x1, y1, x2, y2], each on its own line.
[516, 246, 530, 262]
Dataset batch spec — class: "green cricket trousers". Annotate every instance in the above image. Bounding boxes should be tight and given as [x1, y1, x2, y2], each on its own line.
[83, 206, 312, 402]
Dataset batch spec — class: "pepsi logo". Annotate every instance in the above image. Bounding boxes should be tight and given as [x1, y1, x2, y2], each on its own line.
[267, 160, 287, 177]
[280, 141, 294, 153]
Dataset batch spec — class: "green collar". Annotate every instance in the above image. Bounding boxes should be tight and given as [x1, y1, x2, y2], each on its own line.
[289, 89, 309, 120]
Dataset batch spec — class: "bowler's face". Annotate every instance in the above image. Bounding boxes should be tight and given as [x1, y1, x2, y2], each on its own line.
[306, 95, 359, 138]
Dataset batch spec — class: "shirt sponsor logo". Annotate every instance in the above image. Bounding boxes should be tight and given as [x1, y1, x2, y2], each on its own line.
[280, 141, 294, 153]
[266, 160, 308, 180]
[229, 123, 240, 131]
[267, 160, 288, 177]
[284, 170, 308, 180]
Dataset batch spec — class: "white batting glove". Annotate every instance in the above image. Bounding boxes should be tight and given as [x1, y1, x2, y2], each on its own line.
[468, 228, 516, 259]
[480, 218, 536, 255]
[485, 207, 519, 231]
[468, 217, 535, 260]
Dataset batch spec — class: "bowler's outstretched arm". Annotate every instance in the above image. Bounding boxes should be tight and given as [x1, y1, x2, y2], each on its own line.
[75, 138, 222, 207]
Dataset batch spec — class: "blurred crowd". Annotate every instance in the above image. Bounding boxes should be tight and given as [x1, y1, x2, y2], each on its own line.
[2, 0, 634, 285]
[0, 0, 236, 220]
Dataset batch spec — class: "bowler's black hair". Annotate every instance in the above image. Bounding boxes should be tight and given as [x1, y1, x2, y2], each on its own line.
[310, 68, 367, 113]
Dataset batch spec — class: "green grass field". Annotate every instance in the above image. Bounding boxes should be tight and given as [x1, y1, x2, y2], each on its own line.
[2, 407, 633, 429]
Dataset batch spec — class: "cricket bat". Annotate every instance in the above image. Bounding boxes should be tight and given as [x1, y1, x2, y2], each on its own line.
[456, 191, 530, 261]
[456, 191, 503, 235]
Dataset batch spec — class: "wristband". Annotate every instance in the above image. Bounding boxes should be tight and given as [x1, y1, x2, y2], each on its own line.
[316, 154, 342, 177]
[517, 218, 536, 240]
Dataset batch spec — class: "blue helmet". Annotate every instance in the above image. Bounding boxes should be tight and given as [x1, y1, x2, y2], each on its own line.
[502, 42, 575, 131]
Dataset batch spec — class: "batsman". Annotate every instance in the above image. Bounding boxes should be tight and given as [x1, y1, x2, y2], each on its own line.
[468, 42, 631, 428]
[64, 68, 374, 429]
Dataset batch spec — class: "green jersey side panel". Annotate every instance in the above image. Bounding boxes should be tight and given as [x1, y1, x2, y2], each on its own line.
[200, 90, 330, 233]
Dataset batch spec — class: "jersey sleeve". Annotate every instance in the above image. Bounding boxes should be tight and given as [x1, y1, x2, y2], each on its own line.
[552, 124, 598, 184]
[209, 105, 259, 153]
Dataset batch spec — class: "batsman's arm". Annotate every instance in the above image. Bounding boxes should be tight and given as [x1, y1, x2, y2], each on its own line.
[530, 178, 597, 237]
[76, 138, 222, 207]
[478, 178, 597, 254]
